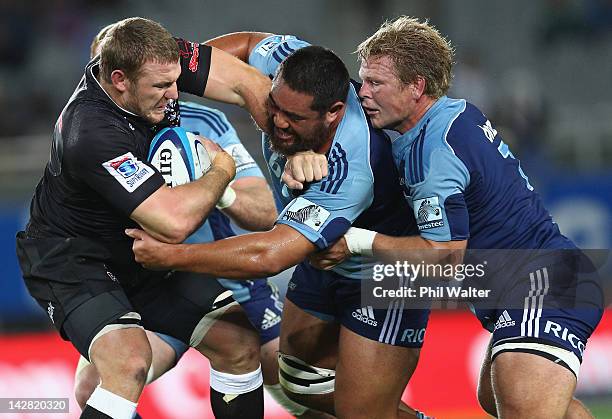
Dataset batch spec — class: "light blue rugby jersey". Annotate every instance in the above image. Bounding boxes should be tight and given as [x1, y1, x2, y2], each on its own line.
[393, 96, 573, 250]
[179, 101, 266, 301]
[249, 35, 416, 279]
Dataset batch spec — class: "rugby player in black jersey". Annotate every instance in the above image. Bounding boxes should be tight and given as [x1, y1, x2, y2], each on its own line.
[16, 17, 271, 419]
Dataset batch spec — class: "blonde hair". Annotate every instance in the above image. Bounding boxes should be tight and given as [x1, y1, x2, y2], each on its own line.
[357, 16, 454, 98]
[90, 23, 116, 58]
[98, 17, 179, 83]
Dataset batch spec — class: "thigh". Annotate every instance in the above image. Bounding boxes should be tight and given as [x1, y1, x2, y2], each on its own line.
[280, 299, 339, 369]
[195, 303, 261, 373]
[146, 331, 186, 380]
[476, 337, 497, 415]
[492, 351, 576, 419]
[335, 326, 420, 419]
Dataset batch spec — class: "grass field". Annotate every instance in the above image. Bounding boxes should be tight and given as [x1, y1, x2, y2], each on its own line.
[587, 401, 612, 419]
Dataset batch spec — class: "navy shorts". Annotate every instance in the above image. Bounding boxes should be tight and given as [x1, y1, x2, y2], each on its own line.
[226, 279, 283, 345]
[473, 250, 603, 375]
[286, 261, 430, 348]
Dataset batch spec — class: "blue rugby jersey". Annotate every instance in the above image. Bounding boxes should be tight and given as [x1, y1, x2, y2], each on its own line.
[393, 96, 573, 250]
[179, 101, 266, 302]
[250, 35, 416, 279]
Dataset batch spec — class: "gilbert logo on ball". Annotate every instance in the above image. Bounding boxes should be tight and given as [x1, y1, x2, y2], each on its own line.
[148, 127, 212, 187]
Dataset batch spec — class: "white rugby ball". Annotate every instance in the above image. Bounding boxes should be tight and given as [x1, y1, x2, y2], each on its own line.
[148, 127, 212, 187]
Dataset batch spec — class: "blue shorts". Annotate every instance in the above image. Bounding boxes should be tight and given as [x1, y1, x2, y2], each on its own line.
[474, 251, 603, 376]
[286, 261, 430, 348]
[158, 278, 283, 362]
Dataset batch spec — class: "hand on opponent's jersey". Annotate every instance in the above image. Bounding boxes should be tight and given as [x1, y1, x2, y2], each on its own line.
[282, 150, 328, 190]
[308, 236, 351, 270]
[125, 228, 173, 270]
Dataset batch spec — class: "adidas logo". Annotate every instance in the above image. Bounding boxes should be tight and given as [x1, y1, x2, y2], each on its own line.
[494, 310, 515, 330]
[261, 308, 281, 330]
[352, 306, 377, 326]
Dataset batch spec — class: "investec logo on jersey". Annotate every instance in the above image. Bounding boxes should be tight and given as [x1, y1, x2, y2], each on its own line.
[103, 152, 155, 192]
[413, 196, 444, 231]
[226, 143, 257, 173]
[281, 197, 330, 231]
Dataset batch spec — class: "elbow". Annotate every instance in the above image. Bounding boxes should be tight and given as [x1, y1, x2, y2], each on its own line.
[249, 249, 287, 277]
[153, 218, 194, 244]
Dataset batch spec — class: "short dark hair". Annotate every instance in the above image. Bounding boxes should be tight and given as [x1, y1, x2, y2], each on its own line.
[276, 46, 349, 114]
[99, 17, 179, 83]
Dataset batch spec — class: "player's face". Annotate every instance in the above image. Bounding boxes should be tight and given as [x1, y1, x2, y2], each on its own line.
[266, 80, 330, 156]
[125, 60, 181, 124]
[358, 55, 415, 133]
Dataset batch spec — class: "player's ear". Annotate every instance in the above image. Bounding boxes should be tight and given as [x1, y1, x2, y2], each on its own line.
[409, 76, 427, 99]
[110, 69, 130, 93]
[326, 101, 345, 123]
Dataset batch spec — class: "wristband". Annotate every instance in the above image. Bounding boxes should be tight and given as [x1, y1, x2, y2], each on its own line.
[216, 185, 236, 209]
[344, 227, 376, 256]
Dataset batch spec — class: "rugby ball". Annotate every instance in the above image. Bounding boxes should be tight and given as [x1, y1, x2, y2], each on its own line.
[148, 127, 212, 187]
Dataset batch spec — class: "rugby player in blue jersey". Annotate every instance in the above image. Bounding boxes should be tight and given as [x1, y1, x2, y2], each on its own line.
[128, 33, 433, 419]
[285, 16, 603, 419]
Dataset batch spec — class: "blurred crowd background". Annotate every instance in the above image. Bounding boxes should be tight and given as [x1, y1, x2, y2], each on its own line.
[0, 0, 611, 417]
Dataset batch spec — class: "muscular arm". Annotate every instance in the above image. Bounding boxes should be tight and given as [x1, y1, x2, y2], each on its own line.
[204, 47, 271, 130]
[128, 224, 316, 278]
[311, 231, 466, 270]
[221, 176, 277, 231]
[205, 32, 273, 62]
[373, 234, 467, 266]
[131, 151, 235, 244]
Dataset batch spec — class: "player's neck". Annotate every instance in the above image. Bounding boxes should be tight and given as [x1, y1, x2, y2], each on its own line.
[97, 75, 137, 116]
[396, 96, 437, 134]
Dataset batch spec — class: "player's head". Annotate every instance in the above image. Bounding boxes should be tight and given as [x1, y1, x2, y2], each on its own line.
[266, 45, 349, 156]
[90, 23, 115, 59]
[98, 17, 180, 124]
[356, 16, 454, 132]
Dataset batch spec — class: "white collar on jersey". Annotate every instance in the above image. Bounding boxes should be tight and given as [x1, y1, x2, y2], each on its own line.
[89, 63, 140, 118]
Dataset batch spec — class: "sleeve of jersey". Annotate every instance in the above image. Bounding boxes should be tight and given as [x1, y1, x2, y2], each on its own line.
[175, 38, 212, 97]
[69, 121, 165, 216]
[412, 148, 470, 242]
[276, 175, 373, 250]
[247, 35, 311, 77]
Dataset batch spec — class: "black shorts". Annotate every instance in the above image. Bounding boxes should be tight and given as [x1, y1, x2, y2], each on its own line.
[16, 232, 233, 359]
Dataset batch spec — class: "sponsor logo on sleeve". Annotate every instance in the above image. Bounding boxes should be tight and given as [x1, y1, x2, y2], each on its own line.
[281, 197, 330, 232]
[478, 119, 498, 142]
[225, 143, 257, 172]
[256, 40, 277, 56]
[102, 152, 155, 193]
[414, 196, 444, 230]
[188, 42, 199, 73]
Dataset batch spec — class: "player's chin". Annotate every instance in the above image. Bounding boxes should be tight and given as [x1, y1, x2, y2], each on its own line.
[147, 109, 166, 124]
[269, 137, 297, 156]
[367, 112, 384, 128]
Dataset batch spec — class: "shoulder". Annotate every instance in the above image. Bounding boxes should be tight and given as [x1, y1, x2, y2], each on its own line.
[179, 101, 234, 139]
[63, 102, 133, 158]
